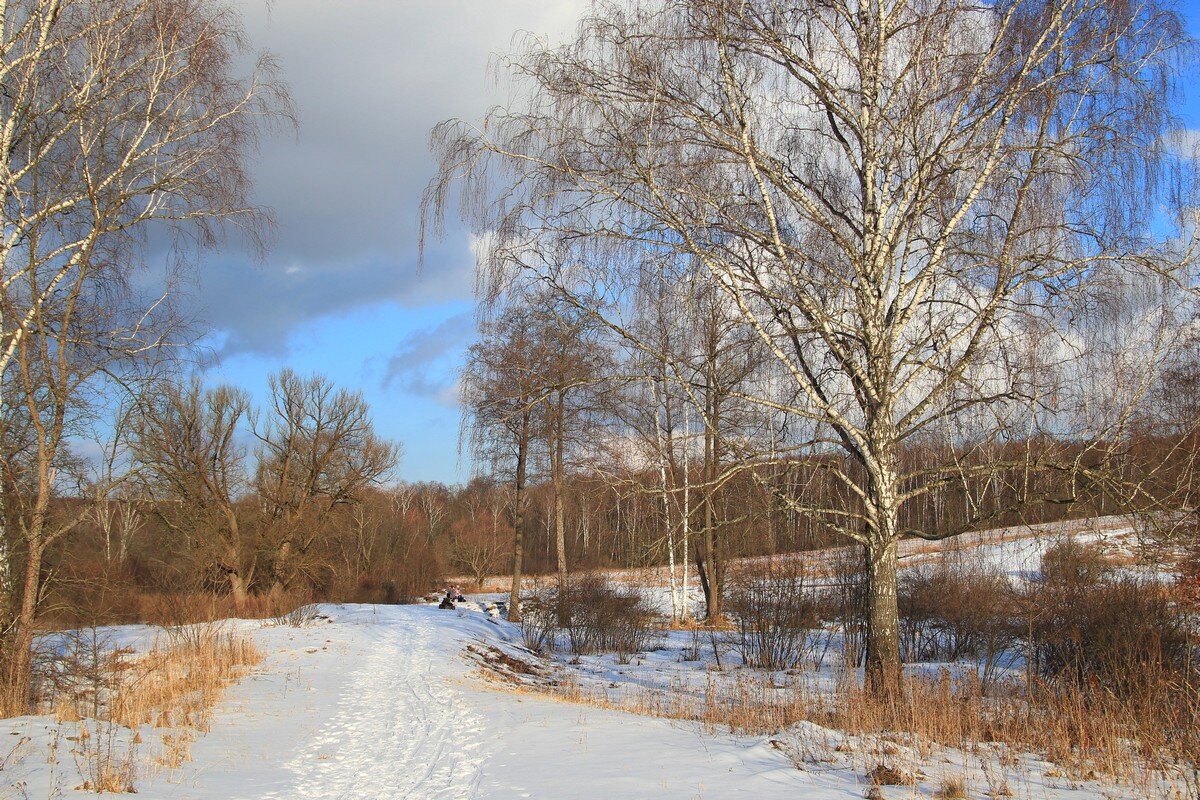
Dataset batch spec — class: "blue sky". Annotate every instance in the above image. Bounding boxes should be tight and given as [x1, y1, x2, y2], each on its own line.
[194, 0, 1200, 485]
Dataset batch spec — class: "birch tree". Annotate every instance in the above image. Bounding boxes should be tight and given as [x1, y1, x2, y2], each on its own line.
[428, 0, 1195, 692]
[0, 0, 288, 710]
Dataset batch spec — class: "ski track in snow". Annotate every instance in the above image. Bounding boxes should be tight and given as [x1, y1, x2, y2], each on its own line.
[257, 617, 485, 800]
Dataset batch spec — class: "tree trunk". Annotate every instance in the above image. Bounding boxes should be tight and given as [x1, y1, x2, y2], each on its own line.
[694, 537, 711, 618]
[650, 378, 681, 622]
[857, 393, 905, 694]
[508, 410, 530, 623]
[553, 396, 568, 623]
[3, 541, 41, 715]
[229, 570, 250, 609]
[681, 402, 691, 621]
[0, 487, 10, 632]
[863, 524, 902, 694]
[271, 537, 293, 597]
[702, 496, 720, 621]
[223, 506, 253, 608]
[701, 367, 723, 622]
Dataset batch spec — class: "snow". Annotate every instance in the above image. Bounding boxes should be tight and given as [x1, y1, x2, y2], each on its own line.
[0, 605, 835, 799]
[0, 516, 1184, 800]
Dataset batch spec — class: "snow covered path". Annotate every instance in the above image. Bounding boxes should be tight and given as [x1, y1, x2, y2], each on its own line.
[257, 612, 486, 800]
[175, 604, 823, 800]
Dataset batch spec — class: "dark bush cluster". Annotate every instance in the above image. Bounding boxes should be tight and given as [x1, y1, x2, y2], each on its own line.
[817, 547, 868, 667]
[897, 556, 1018, 684]
[1026, 539, 1194, 697]
[727, 560, 821, 670]
[891, 537, 1196, 703]
[561, 574, 657, 660]
[517, 573, 658, 661]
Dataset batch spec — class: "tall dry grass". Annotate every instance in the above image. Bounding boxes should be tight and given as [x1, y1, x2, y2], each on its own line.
[107, 625, 262, 732]
[40, 622, 262, 792]
[532, 665, 1199, 797]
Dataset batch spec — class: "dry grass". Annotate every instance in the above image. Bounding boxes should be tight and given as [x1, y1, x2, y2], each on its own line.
[107, 625, 262, 733]
[42, 623, 262, 793]
[869, 762, 916, 786]
[491, 657, 1198, 798]
[815, 672, 1195, 794]
[934, 775, 970, 799]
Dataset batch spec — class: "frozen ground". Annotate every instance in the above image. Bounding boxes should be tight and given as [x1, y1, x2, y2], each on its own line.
[0, 515, 1183, 799]
[0, 599, 1186, 800]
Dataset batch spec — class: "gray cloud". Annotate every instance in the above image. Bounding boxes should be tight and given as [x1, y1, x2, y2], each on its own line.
[384, 311, 477, 400]
[194, 0, 588, 356]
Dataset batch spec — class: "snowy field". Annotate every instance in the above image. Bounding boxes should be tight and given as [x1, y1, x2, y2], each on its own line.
[0, 516, 1189, 799]
[0, 605, 824, 799]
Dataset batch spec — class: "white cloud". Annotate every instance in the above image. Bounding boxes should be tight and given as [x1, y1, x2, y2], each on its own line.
[1164, 128, 1200, 160]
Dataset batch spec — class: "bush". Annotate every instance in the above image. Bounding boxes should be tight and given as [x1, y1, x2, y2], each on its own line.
[1027, 539, 1194, 697]
[727, 559, 820, 670]
[816, 547, 867, 667]
[518, 586, 558, 654]
[1039, 537, 1110, 587]
[561, 573, 656, 660]
[898, 555, 1018, 685]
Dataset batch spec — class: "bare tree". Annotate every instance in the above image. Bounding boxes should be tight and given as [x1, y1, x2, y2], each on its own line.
[0, 0, 289, 711]
[253, 369, 400, 594]
[449, 502, 509, 587]
[129, 377, 254, 605]
[614, 270, 768, 622]
[87, 402, 142, 564]
[463, 291, 612, 618]
[531, 297, 609, 617]
[428, 0, 1195, 692]
[462, 304, 549, 622]
[410, 482, 451, 542]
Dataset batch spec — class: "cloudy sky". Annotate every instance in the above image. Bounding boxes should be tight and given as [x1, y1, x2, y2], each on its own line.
[194, 1, 588, 483]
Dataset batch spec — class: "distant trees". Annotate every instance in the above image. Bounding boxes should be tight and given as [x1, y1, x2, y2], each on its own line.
[462, 295, 609, 620]
[130, 378, 255, 605]
[128, 370, 400, 604]
[448, 479, 509, 586]
[429, 0, 1195, 693]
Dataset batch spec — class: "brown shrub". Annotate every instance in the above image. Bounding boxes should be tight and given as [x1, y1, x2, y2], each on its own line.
[560, 573, 658, 660]
[1026, 541, 1193, 697]
[727, 559, 821, 670]
[898, 556, 1019, 686]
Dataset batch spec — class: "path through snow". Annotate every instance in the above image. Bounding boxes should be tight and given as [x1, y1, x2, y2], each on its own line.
[258, 612, 486, 800]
